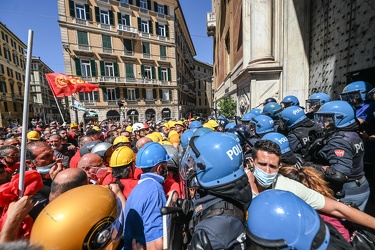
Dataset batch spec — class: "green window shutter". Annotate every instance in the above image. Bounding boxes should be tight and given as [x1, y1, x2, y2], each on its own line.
[141, 65, 145, 77]
[149, 20, 153, 34]
[69, 0, 75, 17]
[151, 67, 156, 79]
[167, 68, 171, 81]
[124, 39, 132, 51]
[102, 35, 111, 48]
[126, 63, 134, 78]
[124, 88, 128, 99]
[147, 0, 151, 10]
[77, 31, 88, 45]
[158, 67, 162, 80]
[109, 10, 114, 25]
[125, 15, 130, 25]
[135, 89, 140, 99]
[153, 89, 156, 99]
[114, 62, 119, 77]
[95, 7, 100, 22]
[79, 92, 84, 101]
[116, 88, 120, 99]
[102, 87, 107, 101]
[136, 0, 140, 7]
[159, 89, 162, 99]
[137, 17, 142, 31]
[85, 4, 91, 20]
[164, 5, 168, 15]
[156, 22, 159, 35]
[117, 12, 122, 25]
[169, 90, 172, 100]
[90, 59, 97, 76]
[100, 61, 105, 76]
[160, 45, 166, 56]
[142, 89, 146, 99]
[154, 2, 158, 12]
[74, 58, 81, 76]
[166, 25, 169, 38]
[94, 91, 99, 101]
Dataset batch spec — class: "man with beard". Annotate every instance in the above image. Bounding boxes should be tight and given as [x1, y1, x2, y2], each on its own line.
[49, 134, 75, 168]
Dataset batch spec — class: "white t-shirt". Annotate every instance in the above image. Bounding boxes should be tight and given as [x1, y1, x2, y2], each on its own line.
[252, 174, 326, 210]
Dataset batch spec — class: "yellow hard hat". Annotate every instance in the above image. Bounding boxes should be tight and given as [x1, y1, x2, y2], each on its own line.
[168, 130, 178, 138]
[110, 146, 135, 167]
[160, 122, 169, 129]
[30, 185, 118, 250]
[27, 130, 41, 141]
[70, 122, 78, 128]
[92, 126, 101, 131]
[152, 132, 163, 142]
[167, 120, 176, 128]
[113, 136, 130, 146]
[175, 120, 184, 127]
[169, 133, 180, 143]
[125, 126, 132, 133]
[203, 123, 215, 130]
[207, 120, 219, 128]
[145, 133, 160, 142]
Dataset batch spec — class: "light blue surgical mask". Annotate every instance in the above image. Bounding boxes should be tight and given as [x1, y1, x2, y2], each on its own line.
[253, 165, 278, 187]
[36, 162, 56, 175]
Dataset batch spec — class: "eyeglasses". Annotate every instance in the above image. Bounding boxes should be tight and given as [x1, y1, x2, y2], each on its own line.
[6, 153, 19, 158]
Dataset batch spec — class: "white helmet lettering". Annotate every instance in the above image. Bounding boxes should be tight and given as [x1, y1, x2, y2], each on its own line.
[226, 144, 243, 160]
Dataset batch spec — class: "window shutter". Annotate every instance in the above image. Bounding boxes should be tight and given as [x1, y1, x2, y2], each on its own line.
[124, 88, 128, 99]
[152, 67, 156, 79]
[69, 0, 75, 17]
[100, 61, 105, 76]
[137, 17, 142, 31]
[95, 7, 100, 23]
[169, 90, 172, 100]
[114, 62, 119, 77]
[109, 10, 114, 25]
[135, 88, 140, 99]
[85, 4, 91, 20]
[158, 67, 162, 80]
[79, 92, 84, 101]
[129, 0, 133, 4]
[159, 89, 162, 100]
[116, 88, 120, 99]
[156, 22, 159, 35]
[166, 25, 169, 38]
[142, 89, 146, 99]
[125, 15, 130, 25]
[124, 39, 132, 51]
[154, 2, 158, 12]
[126, 63, 134, 78]
[147, 0, 151, 10]
[153, 89, 156, 99]
[117, 12, 122, 25]
[94, 91, 99, 101]
[149, 20, 153, 34]
[136, 0, 140, 7]
[90, 59, 97, 76]
[102, 87, 107, 101]
[74, 58, 81, 76]
[164, 5, 168, 15]
[167, 68, 171, 81]
[141, 65, 145, 77]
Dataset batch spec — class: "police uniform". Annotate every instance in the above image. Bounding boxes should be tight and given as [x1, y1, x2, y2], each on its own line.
[316, 131, 369, 211]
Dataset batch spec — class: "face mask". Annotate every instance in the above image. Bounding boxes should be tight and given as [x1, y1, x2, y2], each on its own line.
[253, 165, 278, 188]
[36, 162, 56, 175]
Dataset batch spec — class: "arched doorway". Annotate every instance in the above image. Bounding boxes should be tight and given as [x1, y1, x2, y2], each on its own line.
[106, 110, 120, 122]
[83, 111, 98, 125]
[145, 109, 156, 120]
[127, 109, 139, 123]
[161, 108, 171, 120]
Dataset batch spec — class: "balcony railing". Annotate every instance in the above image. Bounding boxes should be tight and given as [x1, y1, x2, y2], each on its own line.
[74, 18, 88, 26]
[139, 8, 149, 14]
[81, 76, 95, 82]
[98, 0, 109, 3]
[77, 44, 92, 52]
[102, 48, 113, 54]
[123, 51, 135, 57]
[117, 24, 138, 34]
[140, 32, 151, 38]
[84, 101, 96, 106]
[99, 23, 112, 30]
[99, 76, 117, 82]
[157, 13, 165, 18]
[107, 101, 118, 106]
[158, 36, 167, 41]
[142, 53, 152, 59]
[97, 77, 160, 85]
[119, 2, 130, 8]
[159, 56, 167, 61]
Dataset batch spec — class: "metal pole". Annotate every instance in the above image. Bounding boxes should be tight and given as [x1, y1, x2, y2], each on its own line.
[72, 95, 78, 122]
[19, 30, 33, 198]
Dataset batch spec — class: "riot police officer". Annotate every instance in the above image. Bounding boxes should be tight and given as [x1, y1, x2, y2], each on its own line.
[305, 92, 331, 119]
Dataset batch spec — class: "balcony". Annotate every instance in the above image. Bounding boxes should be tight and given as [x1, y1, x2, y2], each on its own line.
[142, 53, 152, 59]
[206, 12, 216, 37]
[99, 76, 117, 82]
[116, 77, 159, 85]
[145, 99, 155, 104]
[119, 2, 130, 8]
[84, 101, 96, 106]
[77, 44, 92, 52]
[74, 18, 88, 26]
[99, 23, 112, 30]
[161, 99, 171, 104]
[139, 8, 149, 14]
[140, 32, 151, 38]
[123, 51, 135, 57]
[117, 24, 138, 35]
[157, 13, 165, 19]
[159, 56, 167, 61]
[158, 36, 167, 41]
[81, 76, 96, 83]
[102, 48, 113, 54]
[107, 101, 118, 106]
[98, 0, 109, 3]
[126, 99, 139, 105]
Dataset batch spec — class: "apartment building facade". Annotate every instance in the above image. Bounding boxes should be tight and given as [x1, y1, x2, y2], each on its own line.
[57, 0, 196, 124]
[193, 59, 213, 117]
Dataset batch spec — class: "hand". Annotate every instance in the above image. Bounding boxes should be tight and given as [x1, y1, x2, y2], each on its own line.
[108, 183, 126, 208]
[67, 145, 76, 151]
[49, 162, 64, 180]
[324, 166, 337, 176]
[132, 239, 145, 250]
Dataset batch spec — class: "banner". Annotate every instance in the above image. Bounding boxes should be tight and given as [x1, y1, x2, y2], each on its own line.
[45, 73, 99, 97]
[73, 97, 88, 113]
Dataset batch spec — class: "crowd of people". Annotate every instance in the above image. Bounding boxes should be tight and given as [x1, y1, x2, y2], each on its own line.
[0, 80, 375, 249]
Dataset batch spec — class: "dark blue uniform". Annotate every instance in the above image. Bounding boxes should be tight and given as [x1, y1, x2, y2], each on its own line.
[316, 131, 369, 211]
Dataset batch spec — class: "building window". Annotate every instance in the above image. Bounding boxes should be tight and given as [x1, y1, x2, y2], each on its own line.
[127, 88, 136, 100]
[144, 66, 152, 79]
[81, 60, 91, 76]
[142, 42, 150, 54]
[77, 31, 89, 45]
[140, 0, 147, 9]
[124, 39, 133, 52]
[0, 80, 7, 92]
[157, 4, 164, 14]
[105, 62, 114, 76]
[100, 10, 109, 24]
[121, 14, 130, 26]
[125, 63, 134, 78]
[146, 89, 153, 100]
[158, 24, 166, 37]
[107, 88, 117, 100]
[160, 68, 168, 81]
[1, 32, 8, 43]
[79, 91, 98, 102]
[160, 45, 166, 57]
[141, 20, 149, 33]
[102, 35, 112, 48]
[162, 89, 170, 101]
[75, 4, 86, 19]
[120, 0, 129, 3]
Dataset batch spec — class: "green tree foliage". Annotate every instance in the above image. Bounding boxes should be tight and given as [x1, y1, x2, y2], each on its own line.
[217, 96, 236, 119]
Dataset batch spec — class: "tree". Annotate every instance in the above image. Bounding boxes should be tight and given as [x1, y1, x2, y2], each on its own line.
[217, 96, 236, 119]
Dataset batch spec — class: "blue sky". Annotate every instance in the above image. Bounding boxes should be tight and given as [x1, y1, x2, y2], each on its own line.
[0, 0, 213, 73]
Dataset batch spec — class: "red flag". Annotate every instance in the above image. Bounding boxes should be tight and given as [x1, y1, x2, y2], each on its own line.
[45, 73, 99, 97]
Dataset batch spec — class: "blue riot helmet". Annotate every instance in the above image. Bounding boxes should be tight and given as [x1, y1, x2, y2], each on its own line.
[368, 87, 375, 101]
[262, 102, 282, 119]
[228, 124, 250, 146]
[224, 122, 236, 131]
[189, 120, 203, 131]
[261, 132, 291, 154]
[263, 97, 277, 105]
[217, 116, 229, 131]
[247, 190, 330, 250]
[249, 108, 262, 116]
[281, 95, 300, 108]
[340, 81, 373, 106]
[314, 100, 356, 129]
[249, 115, 275, 136]
[241, 113, 257, 125]
[280, 106, 307, 129]
[136, 142, 171, 168]
[217, 115, 226, 120]
[192, 127, 213, 137]
[180, 132, 252, 208]
[180, 129, 194, 151]
[306, 92, 331, 113]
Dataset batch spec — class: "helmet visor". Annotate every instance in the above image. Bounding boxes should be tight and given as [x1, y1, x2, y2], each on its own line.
[340, 90, 362, 103]
[306, 99, 321, 112]
[281, 101, 293, 108]
[180, 149, 199, 181]
[314, 113, 335, 128]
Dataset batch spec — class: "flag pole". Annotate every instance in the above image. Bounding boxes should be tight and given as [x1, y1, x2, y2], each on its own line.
[46, 76, 66, 124]
[19, 30, 33, 198]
